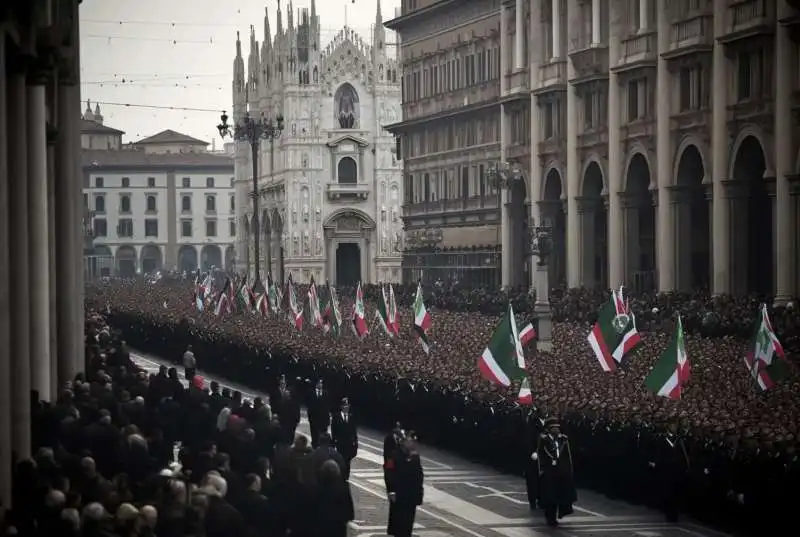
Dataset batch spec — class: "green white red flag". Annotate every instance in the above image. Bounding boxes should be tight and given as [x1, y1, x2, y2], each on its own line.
[645, 315, 690, 400]
[413, 282, 431, 354]
[587, 287, 641, 372]
[478, 304, 526, 388]
[307, 276, 323, 328]
[745, 304, 789, 391]
[518, 377, 533, 405]
[287, 276, 303, 330]
[351, 282, 369, 338]
[375, 285, 394, 337]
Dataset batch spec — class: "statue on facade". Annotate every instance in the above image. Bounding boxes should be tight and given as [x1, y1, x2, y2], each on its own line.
[381, 231, 388, 254]
[291, 203, 298, 224]
[292, 232, 300, 256]
[314, 232, 323, 255]
[303, 231, 310, 256]
[302, 203, 309, 222]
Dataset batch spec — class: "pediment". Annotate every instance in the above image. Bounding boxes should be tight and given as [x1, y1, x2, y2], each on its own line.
[326, 134, 369, 149]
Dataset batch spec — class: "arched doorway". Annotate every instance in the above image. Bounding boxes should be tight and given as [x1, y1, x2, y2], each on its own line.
[337, 157, 358, 184]
[115, 245, 137, 278]
[262, 210, 272, 279]
[674, 144, 710, 291]
[540, 169, 567, 287]
[510, 176, 528, 288]
[201, 245, 222, 271]
[225, 246, 235, 273]
[623, 153, 656, 292]
[580, 162, 608, 289]
[178, 245, 198, 273]
[336, 243, 361, 287]
[140, 244, 163, 274]
[324, 209, 376, 285]
[731, 135, 772, 295]
[272, 209, 285, 284]
[93, 244, 114, 278]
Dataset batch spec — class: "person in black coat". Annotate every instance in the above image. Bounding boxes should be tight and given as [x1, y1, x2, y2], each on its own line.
[648, 418, 690, 522]
[279, 386, 301, 441]
[307, 378, 331, 448]
[532, 417, 577, 527]
[385, 431, 424, 537]
[331, 397, 358, 480]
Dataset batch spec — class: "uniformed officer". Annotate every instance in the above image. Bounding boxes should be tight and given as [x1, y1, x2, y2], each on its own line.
[383, 423, 404, 536]
[331, 397, 358, 480]
[385, 430, 424, 537]
[307, 378, 331, 447]
[648, 418, 690, 522]
[532, 417, 576, 526]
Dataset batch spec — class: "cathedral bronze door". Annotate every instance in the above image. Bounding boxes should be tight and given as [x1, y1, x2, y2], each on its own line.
[336, 243, 361, 287]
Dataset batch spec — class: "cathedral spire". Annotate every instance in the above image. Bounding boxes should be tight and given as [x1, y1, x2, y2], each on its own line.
[376, 0, 382, 23]
[277, 0, 283, 35]
[264, 6, 271, 47]
[236, 30, 242, 58]
[288, 0, 294, 30]
[311, 0, 316, 21]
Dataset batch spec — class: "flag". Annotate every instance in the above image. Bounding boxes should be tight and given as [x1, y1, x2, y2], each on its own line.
[325, 282, 343, 337]
[413, 282, 431, 354]
[645, 315, 690, 400]
[236, 279, 252, 313]
[351, 282, 368, 338]
[375, 285, 393, 336]
[307, 276, 323, 328]
[214, 278, 233, 317]
[195, 294, 204, 312]
[518, 377, 533, 405]
[267, 274, 279, 313]
[519, 323, 536, 346]
[255, 293, 269, 316]
[288, 277, 304, 330]
[744, 304, 789, 391]
[478, 304, 526, 388]
[587, 287, 641, 372]
[388, 284, 400, 336]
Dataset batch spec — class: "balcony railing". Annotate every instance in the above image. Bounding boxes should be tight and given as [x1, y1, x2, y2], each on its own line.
[538, 60, 567, 91]
[326, 182, 370, 201]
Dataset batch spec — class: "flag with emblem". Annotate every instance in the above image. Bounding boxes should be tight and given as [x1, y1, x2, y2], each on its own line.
[478, 304, 526, 388]
[744, 304, 789, 391]
[645, 315, 690, 400]
[351, 282, 369, 338]
[288, 276, 303, 330]
[587, 287, 641, 372]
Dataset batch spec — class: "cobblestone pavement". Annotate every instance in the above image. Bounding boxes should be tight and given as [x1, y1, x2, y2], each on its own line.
[133, 352, 731, 537]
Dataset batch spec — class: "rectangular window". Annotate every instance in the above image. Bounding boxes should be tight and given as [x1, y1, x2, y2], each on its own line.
[144, 219, 159, 237]
[206, 219, 217, 237]
[182, 177, 191, 188]
[181, 220, 192, 237]
[95, 177, 104, 188]
[627, 80, 640, 121]
[147, 176, 156, 188]
[121, 177, 130, 188]
[737, 51, 752, 101]
[93, 218, 107, 237]
[229, 220, 236, 237]
[584, 91, 595, 130]
[206, 177, 215, 188]
[206, 195, 216, 213]
[117, 218, 133, 238]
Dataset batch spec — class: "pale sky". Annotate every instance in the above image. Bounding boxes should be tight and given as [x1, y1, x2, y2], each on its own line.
[79, 0, 400, 147]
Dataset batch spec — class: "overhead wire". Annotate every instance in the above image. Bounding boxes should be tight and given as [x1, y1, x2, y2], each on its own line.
[84, 101, 226, 113]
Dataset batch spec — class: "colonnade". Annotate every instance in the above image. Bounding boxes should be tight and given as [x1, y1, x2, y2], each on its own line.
[499, 0, 798, 301]
[0, 0, 85, 510]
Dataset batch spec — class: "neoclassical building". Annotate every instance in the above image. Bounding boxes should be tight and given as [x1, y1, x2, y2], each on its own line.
[390, 0, 800, 300]
[232, 0, 403, 286]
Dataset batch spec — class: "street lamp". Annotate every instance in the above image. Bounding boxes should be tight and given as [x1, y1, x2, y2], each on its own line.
[530, 221, 554, 351]
[486, 160, 524, 190]
[218, 110, 284, 283]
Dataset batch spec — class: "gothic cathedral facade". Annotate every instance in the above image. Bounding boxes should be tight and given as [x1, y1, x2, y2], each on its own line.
[232, 0, 403, 286]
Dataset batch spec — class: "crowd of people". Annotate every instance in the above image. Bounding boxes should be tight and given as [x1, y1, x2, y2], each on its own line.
[5, 309, 382, 537]
[85, 278, 800, 533]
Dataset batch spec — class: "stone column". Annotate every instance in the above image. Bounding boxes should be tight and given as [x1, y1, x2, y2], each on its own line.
[514, 0, 524, 70]
[774, 0, 795, 304]
[577, 198, 596, 287]
[27, 71, 52, 401]
[534, 262, 553, 352]
[529, 0, 543, 289]
[607, 6, 624, 288]
[56, 78, 80, 386]
[622, 197, 640, 286]
[639, 0, 649, 31]
[565, 0, 580, 287]
[711, 0, 730, 294]
[8, 69, 32, 460]
[656, 0, 674, 291]
[670, 187, 693, 291]
[360, 237, 369, 285]
[792, 178, 800, 297]
[500, 3, 513, 288]
[0, 34, 13, 512]
[47, 128, 58, 398]
[72, 12, 85, 374]
[726, 181, 749, 295]
[552, 0, 561, 58]
[591, 0, 602, 45]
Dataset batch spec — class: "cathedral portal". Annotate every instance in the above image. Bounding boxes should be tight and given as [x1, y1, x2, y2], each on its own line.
[324, 209, 375, 285]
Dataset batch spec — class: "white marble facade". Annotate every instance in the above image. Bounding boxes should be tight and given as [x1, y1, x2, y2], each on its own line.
[232, 0, 403, 285]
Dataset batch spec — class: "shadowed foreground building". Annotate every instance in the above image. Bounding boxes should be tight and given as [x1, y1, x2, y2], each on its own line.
[0, 0, 86, 512]
[389, 0, 800, 300]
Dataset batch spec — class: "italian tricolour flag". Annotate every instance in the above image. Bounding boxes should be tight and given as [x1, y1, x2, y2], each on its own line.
[375, 285, 394, 337]
[744, 304, 788, 391]
[587, 287, 641, 372]
[413, 282, 431, 354]
[351, 282, 369, 338]
[478, 304, 526, 388]
[645, 315, 690, 400]
[288, 277, 304, 330]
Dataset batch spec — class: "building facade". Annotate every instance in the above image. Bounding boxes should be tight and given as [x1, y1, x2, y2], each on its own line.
[232, 0, 403, 286]
[81, 108, 236, 276]
[390, 0, 800, 301]
[386, 0, 506, 288]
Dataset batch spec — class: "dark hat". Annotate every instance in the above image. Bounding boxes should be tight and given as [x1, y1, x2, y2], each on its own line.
[544, 417, 560, 428]
[341, 397, 349, 404]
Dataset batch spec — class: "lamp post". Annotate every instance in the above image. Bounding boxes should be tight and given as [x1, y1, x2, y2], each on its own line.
[218, 110, 284, 283]
[486, 160, 524, 190]
[530, 222, 554, 352]
[487, 160, 526, 288]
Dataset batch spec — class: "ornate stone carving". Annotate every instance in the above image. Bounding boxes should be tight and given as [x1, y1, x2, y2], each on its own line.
[315, 232, 323, 255]
[291, 232, 299, 256]
[337, 216, 361, 231]
[381, 231, 389, 254]
[303, 231, 310, 256]
[291, 203, 297, 224]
